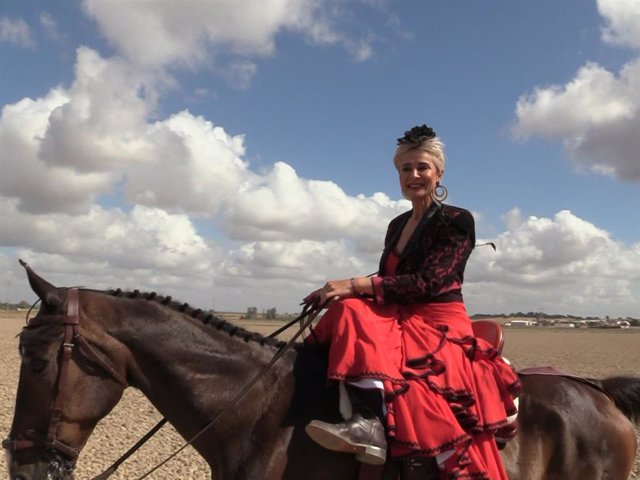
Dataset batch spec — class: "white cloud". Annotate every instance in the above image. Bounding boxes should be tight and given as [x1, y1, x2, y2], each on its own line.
[39, 12, 63, 41]
[218, 61, 258, 90]
[343, 36, 374, 62]
[223, 162, 406, 248]
[514, 62, 636, 138]
[222, 239, 367, 282]
[514, 59, 640, 181]
[0, 16, 36, 48]
[599, 0, 640, 49]
[40, 48, 156, 173]
[124, 110, 252, 215]
[466, 209, 640, 317]
[0, 48, 251, 216]
[0, 86, 113, 214]
[0, 195, 224, 306]
[81, 0, 374, 72]
[0, 199, 215, 273]
[0, 48, 156, 214]
[513, 0, 640, 182]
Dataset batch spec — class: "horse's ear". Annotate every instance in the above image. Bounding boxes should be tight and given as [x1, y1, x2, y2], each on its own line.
[19, 259, 63, 308]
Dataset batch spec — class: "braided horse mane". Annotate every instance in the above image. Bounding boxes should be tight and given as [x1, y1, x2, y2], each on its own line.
[103, 288, 287, 349]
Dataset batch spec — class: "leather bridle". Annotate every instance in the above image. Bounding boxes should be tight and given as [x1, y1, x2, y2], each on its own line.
[2, 288, 128, 469]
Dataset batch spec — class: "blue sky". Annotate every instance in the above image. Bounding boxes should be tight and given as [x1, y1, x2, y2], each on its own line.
[0, 0, 639, 317]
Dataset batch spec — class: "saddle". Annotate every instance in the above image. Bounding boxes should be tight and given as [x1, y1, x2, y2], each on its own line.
[471, 320, 505, 353]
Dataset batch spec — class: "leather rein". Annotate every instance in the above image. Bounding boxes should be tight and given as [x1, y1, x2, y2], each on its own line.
[3, 287, 322, 480]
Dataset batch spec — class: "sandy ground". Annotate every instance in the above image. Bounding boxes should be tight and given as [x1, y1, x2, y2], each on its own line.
[1, 310, 639, 479]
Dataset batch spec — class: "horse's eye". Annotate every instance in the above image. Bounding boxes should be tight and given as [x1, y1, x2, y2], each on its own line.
[31, 358, 48, 374]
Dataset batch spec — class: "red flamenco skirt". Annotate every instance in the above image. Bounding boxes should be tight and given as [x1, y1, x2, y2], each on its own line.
[308, 298, 520, 480]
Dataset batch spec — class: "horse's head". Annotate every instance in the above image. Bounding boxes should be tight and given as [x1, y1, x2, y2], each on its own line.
[3, 261, 128, 480]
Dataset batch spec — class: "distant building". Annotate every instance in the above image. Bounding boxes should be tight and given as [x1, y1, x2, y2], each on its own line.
[505, 319, 538, 327]
[553, 321, 576, 328]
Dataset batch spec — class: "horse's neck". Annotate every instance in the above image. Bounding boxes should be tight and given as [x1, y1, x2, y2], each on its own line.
[117, 307, 286, 426]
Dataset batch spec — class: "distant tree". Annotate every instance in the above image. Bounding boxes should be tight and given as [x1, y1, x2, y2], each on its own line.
[246, 307, 258, 319]
[265, 307, 277, 320]
[18, 300, 30, 309]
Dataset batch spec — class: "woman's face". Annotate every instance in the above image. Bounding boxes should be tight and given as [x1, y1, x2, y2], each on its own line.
[397, 149, 442, 203]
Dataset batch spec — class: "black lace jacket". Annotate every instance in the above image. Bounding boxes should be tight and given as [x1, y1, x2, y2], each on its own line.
[371, 203, 475, 305]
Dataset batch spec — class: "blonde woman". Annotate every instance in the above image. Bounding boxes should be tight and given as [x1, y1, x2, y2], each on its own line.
[304, 125, 519, 479]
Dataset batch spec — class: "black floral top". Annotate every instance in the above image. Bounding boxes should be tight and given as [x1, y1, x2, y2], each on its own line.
[371, 203, 475, 305]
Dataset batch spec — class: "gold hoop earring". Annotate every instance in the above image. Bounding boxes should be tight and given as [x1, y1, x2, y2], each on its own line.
[433, 184, 448, 202]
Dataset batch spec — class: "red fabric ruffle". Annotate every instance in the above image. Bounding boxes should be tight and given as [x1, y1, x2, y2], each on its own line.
[308, 299, 520, 480]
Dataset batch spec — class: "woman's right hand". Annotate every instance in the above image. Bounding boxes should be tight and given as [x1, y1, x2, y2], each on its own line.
[302, 279, 353, 308]
[302, 287, 323, 307]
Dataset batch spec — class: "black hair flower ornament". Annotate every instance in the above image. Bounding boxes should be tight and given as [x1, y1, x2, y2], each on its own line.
[397, 124, 436, 145]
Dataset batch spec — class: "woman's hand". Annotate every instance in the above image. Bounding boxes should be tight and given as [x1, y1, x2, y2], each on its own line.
[302, 279, 353, 308]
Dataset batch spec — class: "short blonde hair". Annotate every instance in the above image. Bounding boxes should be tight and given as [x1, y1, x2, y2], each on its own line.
[393, 136, 445, 176]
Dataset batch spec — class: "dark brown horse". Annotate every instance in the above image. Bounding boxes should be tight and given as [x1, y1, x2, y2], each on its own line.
[4, 263, 640, 480]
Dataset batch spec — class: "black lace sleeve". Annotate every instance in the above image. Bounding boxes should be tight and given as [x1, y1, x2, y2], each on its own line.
[373, 206, 475, 305]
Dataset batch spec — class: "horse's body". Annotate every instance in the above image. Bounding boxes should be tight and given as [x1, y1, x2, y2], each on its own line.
[4, 265, 640, 480]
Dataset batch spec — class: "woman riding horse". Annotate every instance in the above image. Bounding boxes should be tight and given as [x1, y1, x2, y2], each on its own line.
[303, 125, 520, 479]
[3, 261, 640, 479]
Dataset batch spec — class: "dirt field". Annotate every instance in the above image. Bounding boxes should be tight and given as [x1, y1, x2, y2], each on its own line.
[1, 310, 638, 479]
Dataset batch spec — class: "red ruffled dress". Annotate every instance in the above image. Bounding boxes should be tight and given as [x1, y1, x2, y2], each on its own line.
[308, 204, 521, 479]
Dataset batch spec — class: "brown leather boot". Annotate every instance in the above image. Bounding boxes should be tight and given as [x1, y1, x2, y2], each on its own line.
[305, 412, 387, 465]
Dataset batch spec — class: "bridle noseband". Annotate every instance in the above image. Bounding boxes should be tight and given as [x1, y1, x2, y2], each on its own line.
[2, 288, 128, 468]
